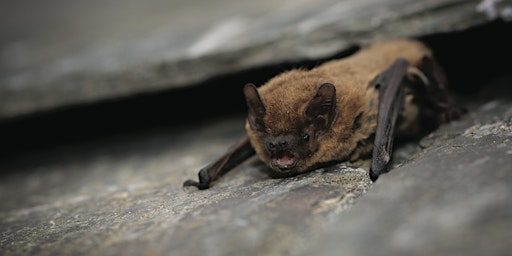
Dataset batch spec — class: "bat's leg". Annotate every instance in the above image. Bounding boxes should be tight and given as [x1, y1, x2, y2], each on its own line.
[183, 137, 255, 190]
[417, 54, 467, 123]
[369, 58, 409, 182]
[404, 54, 467, 135]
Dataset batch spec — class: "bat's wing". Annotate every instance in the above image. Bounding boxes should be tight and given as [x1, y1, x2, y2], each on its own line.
[369, 58, 409, 181]
[183, 137, 255, 189]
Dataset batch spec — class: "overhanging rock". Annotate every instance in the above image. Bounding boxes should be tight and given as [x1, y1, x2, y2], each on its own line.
[1, 0, 510, 119]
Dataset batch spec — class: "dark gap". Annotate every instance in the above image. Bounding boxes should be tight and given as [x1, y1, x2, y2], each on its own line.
[419, 19, 512, 94]
[0, 46, 359, 160]
[0, 19, 510, 162]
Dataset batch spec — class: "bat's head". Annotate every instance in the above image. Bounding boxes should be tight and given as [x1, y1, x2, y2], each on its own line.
[243, 83, 338, 177]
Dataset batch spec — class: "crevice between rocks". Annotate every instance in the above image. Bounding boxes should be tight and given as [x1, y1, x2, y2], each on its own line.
[0, 19, 510, 163]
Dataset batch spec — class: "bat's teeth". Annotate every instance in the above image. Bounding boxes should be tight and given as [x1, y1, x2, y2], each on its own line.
[272, 150, 296, 169]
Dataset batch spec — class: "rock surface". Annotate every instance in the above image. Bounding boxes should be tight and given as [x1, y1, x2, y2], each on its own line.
[1, 1, 512, 255]
[1, 76, 511, 255]
[1, 0, 511, 119]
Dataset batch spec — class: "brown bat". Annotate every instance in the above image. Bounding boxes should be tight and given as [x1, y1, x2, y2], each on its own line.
[184, 39, 465, 190]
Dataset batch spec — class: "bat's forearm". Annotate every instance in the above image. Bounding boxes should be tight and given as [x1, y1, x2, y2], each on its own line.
[369, 58, 409, 181]
[183, 137, 255, 189]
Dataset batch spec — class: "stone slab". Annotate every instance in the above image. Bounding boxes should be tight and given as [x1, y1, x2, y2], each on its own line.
[1, 76, 511, 255]
[1, 0, 510, 119]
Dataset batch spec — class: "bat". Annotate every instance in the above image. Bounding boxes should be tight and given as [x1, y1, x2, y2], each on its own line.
[183, 39, 465, 190]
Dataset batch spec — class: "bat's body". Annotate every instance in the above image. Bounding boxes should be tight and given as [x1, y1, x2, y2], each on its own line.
[184, 39, 464, 189]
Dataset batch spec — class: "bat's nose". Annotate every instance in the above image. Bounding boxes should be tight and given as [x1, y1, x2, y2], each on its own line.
[267, 140, 287, 149]
[266, 134, 294, 151]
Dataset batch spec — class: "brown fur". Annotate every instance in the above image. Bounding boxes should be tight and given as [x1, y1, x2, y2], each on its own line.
[246, 39, 436, 174]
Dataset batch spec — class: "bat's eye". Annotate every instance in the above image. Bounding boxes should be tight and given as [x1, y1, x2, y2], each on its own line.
[303, 134, 310, 141]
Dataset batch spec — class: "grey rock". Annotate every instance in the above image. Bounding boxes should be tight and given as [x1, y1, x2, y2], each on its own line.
[0, 0, 508, 119]
[306, 94, 512, 256]
[1, 76, 511, 255]
[1, 0, 512, 255]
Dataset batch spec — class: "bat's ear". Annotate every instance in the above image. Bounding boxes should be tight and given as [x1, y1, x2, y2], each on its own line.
[243, 83, 266, 131]
[304, 83, 338, 130]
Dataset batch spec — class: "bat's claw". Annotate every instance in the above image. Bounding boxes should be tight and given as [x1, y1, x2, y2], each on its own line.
[183, 179, 200, 188]
[369, 169, 379, 182]
[407, 66, 429, 85]
[182, 168, 212, 190]
[182, 179, 211, 190]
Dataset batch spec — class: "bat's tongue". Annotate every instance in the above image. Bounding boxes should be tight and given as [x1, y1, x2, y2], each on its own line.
[272, 150, 296, 169]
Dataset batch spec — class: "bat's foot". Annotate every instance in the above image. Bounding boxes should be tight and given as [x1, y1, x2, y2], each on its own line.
[440, 105, 468, 123]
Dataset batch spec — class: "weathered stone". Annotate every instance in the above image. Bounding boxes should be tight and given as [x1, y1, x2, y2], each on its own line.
[304, 89, 512, 256]
[1, 0, 510, 119]
[1, 1, 512, 255]
[1, 76, 511, 255]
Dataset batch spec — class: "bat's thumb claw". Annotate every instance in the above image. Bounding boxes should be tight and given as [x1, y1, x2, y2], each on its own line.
[369, 169, 379, 182]
[183, 179, 200, 188]
[182, 179, 211, 190]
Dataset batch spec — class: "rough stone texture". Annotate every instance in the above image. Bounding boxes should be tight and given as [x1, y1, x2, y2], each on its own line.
[1, 75, 511, 255]
[306, 85, 512, 256]
[2, 1, 512, 255]
[1, 0, 511, 119]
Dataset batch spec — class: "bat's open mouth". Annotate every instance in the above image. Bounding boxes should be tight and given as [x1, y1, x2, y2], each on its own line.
[271, 150, 297, 170]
